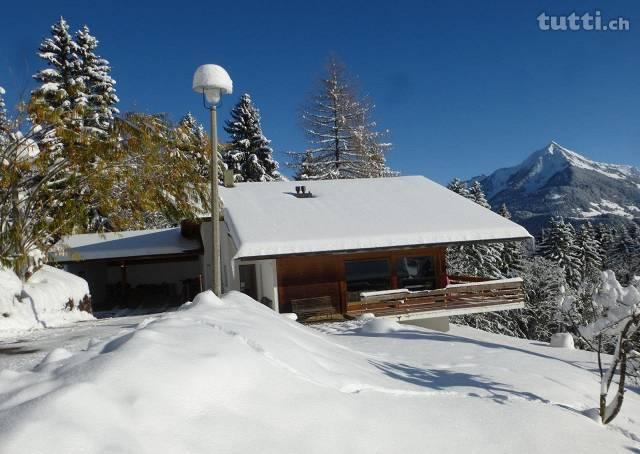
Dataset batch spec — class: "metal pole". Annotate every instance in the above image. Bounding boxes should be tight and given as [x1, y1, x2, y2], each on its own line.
[210, 105, 221, 295]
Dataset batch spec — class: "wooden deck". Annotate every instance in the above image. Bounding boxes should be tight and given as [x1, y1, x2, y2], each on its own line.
[346, 276, 525, 320]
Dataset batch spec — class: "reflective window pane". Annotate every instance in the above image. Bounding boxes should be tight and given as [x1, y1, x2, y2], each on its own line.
[396, 256, 436, 291]
[345, 259, 390, 301]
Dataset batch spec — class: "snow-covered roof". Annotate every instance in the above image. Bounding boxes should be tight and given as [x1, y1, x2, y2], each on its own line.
[51, 228, 202, 262]
[220, 176, 532, 260]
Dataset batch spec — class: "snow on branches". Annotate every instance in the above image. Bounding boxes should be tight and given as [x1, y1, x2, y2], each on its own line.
[32, 17, 118, 134]
[446, 179, 504, 279]
[539, 217, 583, 289]
[223, 94, 280, 182]
[74, 25, 119, 134]
[562, 271, 640, 424]
[289, 56, 395, 180]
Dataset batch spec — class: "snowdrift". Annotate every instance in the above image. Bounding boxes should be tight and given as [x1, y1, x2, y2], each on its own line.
[0, 290, 638, 453]
[0, 265, 93, 332]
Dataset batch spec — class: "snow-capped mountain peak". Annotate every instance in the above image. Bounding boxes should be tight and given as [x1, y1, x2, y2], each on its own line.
[474, 142, 640, 233]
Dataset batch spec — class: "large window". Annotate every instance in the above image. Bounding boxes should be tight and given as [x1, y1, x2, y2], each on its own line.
[345, 259, 391, 302]
[396, 256, 436, 291]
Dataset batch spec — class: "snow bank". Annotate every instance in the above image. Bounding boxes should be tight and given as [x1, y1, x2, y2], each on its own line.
[550, 333, 575, 349]
[359, 317, 404, 334]
[0, 290, 637, 453]
[0, 265, 93, 332]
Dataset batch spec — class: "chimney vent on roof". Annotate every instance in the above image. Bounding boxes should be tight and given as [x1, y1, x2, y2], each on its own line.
[293, 185, 313, 198]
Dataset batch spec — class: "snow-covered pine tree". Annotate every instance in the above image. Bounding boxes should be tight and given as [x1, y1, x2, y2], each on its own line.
[289, 56, 394, 179]
[223, 93, 280, 182]
[608, 224, 640, 284]
[74, 25, 119, 134]
[595, 223, 616, 269]
[627, 221, 640, 276]
[466, 181, 503, 277]
[446, 179, 502, 278]
[497, 203, 523, 275]
[446, 178, 469, 197]
[539, 217, 583, 289]
[32, 17, 84, 122]
[469, 180, 490, 208]
[576, 222, 602, 278]
[445, 178, 468, 274]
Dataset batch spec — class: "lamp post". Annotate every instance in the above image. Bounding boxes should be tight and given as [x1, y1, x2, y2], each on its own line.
[192, 64, 233, 295]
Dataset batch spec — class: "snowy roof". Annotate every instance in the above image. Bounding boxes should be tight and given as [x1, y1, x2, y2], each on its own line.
[51, 228, 202, 262]
[220, 176, 532, 260]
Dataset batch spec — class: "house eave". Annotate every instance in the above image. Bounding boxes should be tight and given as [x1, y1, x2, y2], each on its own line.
[235, 235, 533, 262]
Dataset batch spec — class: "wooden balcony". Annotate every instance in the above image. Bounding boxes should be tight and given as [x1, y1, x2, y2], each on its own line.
[346, 275, 525, 321]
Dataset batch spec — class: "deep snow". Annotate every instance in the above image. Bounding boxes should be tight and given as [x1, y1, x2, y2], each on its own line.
[0, 291, 638, 453]
[0, 265, 93, 332]
[220, 176, 531, 259]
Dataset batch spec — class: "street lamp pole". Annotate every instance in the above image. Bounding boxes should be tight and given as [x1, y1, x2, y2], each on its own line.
[209, 104, 221, 296]
[192, 64, 233, 296]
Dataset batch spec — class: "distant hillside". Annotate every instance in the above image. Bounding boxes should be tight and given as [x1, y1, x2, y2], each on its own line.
[471, 142, 640, 234]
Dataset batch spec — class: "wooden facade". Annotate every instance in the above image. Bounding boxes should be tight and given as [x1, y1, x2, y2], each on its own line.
[276, 247, 447, 317]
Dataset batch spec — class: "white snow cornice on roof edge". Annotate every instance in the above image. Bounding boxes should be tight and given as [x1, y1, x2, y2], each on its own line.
[220, 176, 532, 260]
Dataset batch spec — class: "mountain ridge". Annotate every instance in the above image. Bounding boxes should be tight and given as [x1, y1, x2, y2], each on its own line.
[471, 142, 640, 234]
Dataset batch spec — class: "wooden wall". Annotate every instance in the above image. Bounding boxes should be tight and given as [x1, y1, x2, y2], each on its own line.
[276, 247, 446, 314]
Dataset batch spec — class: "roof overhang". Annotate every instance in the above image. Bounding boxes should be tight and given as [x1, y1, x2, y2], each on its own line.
[233, 236, 533, 262]
[50, 228, 203, 263]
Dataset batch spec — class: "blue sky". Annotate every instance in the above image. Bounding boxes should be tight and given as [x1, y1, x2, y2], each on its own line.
[1, 0, 638, 183]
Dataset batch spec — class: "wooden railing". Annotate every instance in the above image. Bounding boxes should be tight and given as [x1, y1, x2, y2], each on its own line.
[347, 276, 525, 318]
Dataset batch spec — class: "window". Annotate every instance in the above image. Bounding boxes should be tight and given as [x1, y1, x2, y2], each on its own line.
[345, 259, 390, 302]
[396, 256, 436, 291]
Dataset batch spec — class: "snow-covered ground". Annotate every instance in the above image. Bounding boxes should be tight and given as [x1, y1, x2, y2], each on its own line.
[0, 291, 638, 453]
[0, 314, 152, 371]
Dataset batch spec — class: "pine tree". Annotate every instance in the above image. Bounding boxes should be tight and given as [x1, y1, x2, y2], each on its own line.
[498, 203, 523, 275]
[595, 223, 615, 268]
[447, 178, 469, 197]
[32, 17, 83, 121]
[223, 93, 280, 182]
[469, 180, 491, 208]
[576, 222, 602, 277]
[446, 179, 503, 278]
[289, 56, 394, 179]
[539, 217, 583, 288]
[608, 223, 640, 284]
[74, 25, 119, 133]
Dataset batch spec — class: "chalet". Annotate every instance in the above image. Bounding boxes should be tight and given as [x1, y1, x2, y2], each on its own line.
[54, 176, 532, 329]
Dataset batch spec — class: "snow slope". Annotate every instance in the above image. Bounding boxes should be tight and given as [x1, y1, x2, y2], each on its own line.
[0, 291, 638, 453]
[0, 266, 93, 332]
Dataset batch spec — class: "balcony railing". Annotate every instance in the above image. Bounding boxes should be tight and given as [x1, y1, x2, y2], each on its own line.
[347, 275, 525, 320]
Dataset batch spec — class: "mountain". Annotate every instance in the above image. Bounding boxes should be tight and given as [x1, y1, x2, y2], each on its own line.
[472, 142, 640, 234]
